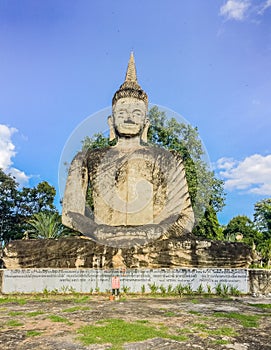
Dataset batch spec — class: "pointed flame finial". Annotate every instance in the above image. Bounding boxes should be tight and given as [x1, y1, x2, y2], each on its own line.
[112, 53, 148, 107]
[125, 52, 137, 83]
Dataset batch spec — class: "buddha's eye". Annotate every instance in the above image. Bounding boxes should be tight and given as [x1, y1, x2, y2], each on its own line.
[132, 109, 143, 117]
[117, 110, 127, 117]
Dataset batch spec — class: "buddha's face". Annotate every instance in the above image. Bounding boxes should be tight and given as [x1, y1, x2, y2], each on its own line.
[113, 98, 147, 137]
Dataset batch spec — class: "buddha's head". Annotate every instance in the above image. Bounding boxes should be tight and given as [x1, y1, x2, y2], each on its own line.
[109, 53, 149, 142]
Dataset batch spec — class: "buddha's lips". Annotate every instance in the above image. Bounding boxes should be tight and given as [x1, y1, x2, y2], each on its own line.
[124, 120, 136, 124]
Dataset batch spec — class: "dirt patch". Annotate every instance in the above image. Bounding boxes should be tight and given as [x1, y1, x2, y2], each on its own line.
[0, 295, 270, 350]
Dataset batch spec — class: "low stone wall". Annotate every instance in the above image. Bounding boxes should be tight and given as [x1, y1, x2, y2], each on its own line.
[2, 236, 254, 269]
[249, 269, 271, 296]
[0, 268, 270, 295]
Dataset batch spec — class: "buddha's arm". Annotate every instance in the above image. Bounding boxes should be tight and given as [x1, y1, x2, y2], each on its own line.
[62, 151, 89, 230]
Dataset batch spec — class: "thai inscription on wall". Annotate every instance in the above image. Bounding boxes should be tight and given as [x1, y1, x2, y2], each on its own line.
[2, 268, 249, 294]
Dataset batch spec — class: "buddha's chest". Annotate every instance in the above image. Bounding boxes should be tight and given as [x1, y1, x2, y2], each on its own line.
[92, 150, 164, 226]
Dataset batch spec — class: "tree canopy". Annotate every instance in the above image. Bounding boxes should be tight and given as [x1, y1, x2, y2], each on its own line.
[253, 198, 271, 266]
[223, 202, 271, 267]
[147, 107, 225, 218]
[28, 212, 72, 239]
[254, 198, 271, 240]
[0, 169, 58, 244]
[223, 215, 262, 246]
[0, 169, 18, 243]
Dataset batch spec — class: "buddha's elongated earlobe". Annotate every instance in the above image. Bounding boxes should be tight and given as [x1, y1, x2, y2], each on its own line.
[108, 116, 116, 141]
[141, 118, 150, 143]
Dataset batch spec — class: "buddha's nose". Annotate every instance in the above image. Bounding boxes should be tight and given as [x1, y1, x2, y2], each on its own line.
[124, 118, 135, 124]
[124, 113, 135, 123]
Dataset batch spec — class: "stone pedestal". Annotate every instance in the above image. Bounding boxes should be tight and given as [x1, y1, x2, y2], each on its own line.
[2, 236, 253, 269]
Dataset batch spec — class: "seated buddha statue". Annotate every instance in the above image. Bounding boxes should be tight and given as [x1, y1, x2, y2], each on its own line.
[62, 53, 194, 247]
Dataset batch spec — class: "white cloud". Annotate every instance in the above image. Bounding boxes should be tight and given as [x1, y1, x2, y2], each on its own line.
[258, 0, 271, 14]
[220, 0, 251, 21]
[0, 124, 30, 186]
[219, 0, 271, 21]
[0, 124, 17, 169]
[216, 154, 271, 195]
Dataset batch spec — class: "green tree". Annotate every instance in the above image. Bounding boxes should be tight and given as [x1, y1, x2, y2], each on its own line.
[254, 198, 271, 240]
[223, 215, 262, 246]
[17, 181, 56, 218]
[253, 199, 271, 267]
[147, 106, 225, 220]
[147, 107, 225, 240]
[82, 133, 114, 151]
[0, 169, 19, 243]
[28, 212, 71, 239]
[0, 169, 60, 244]
[257, 238, 271, 267]
[12, 181, 57, 240]
[193, 203, 223, 240]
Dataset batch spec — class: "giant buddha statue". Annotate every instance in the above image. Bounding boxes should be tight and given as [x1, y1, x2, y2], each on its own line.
[62, 53, 194, 247]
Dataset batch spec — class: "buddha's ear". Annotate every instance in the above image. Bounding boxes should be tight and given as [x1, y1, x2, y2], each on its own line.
[108, 116, 116, 141]
[141, 118, 150, 143]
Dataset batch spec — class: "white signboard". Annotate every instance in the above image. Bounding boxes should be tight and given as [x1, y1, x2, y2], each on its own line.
[1, 268, 249, 294]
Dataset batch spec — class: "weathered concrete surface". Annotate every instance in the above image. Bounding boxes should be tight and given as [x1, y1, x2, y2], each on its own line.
[63, 145, 194, 248]
[2, 236, 253, 270]
[90, 146, 193, 228]
[249, 269, 271, 296]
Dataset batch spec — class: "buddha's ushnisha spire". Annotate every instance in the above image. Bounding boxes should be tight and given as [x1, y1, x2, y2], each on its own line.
[112, 52, 148, 108]
[125, 52, 137, 83]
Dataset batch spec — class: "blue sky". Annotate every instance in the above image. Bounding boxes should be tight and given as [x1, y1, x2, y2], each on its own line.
[0, 0, 271, 225]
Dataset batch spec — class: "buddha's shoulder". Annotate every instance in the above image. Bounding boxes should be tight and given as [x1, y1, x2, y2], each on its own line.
[70, 147, 111, 167]
[85, 146, 111, 157]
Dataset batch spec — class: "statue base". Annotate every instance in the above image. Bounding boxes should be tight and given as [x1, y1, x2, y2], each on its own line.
[3, 235, 254, 269]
